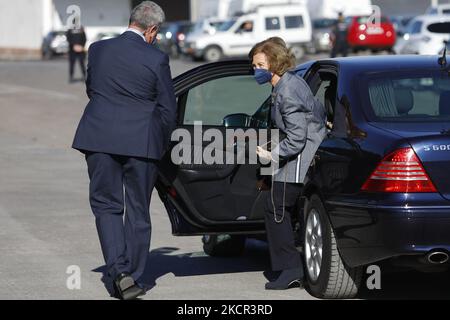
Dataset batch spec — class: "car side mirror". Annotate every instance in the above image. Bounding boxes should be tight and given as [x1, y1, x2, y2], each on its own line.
[235, 29, 243, 34]
[223, 113, 252, 127]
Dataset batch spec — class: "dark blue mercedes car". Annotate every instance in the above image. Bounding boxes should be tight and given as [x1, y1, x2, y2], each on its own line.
[156, 55, 450, 299]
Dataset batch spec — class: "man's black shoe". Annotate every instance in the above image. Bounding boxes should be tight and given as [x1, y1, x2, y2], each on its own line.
[113, 273, 145, 300]
[122, 285, 146, 300]
[265, 268, 304, 290]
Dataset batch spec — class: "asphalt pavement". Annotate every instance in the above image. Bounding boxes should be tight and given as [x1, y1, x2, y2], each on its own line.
[0, 56, 449, 300]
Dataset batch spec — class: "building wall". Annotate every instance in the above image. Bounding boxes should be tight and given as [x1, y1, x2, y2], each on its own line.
[53, 0, 131, 28]
[0, 0, 45, 50]
[53, 0, 132, 47]
[132, 0, 190, 21]
[0, 0, 133, 59]
[371, 0, 436, 15]
[190, 0, 220, 20]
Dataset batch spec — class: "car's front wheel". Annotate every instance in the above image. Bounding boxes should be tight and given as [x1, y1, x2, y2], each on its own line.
[202, 234, 246, 257]
[304, 195, 363, 299]
[203, 45, 223, 63]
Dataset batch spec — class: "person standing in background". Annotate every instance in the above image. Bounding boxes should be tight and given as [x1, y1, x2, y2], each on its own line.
[66, 25, 87, 83]
[330, 12, 349, 58]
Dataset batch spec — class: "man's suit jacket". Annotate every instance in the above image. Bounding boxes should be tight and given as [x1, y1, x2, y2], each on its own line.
[72, 31, 177, 160]
[270, 71, 327, 184]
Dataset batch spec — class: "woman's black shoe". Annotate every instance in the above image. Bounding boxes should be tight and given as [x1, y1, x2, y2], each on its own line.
[265, 268, 304, 290]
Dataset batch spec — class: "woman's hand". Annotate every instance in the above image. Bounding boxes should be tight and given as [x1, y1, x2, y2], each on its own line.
[256, 146, 272, 161]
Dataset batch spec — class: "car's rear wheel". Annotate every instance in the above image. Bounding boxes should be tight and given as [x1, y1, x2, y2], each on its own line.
[202, 234, 246, 257]
[203, 45, 223, 63]
[304, 195, 363, 299]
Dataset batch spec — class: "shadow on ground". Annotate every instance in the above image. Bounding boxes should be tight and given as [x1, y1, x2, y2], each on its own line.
[93, 239, 272, 296]
[93, 240, 450, 299]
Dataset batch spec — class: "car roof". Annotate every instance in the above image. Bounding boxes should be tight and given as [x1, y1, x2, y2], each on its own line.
[412, 14, 450, 23]
[303, 55, 442, 74]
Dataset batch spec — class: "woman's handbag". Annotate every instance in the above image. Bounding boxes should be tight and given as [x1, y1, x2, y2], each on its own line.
[256, 174, 271, 191]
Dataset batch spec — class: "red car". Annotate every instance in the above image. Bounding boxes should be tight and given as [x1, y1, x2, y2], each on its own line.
[346, 16, 396, 52]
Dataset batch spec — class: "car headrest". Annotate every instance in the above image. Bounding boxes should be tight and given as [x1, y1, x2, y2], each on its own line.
[394, 88, 414, 115]
[439, 91, 450, 116]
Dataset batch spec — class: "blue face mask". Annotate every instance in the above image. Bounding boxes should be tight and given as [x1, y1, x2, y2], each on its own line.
[254, 68, 273, 85]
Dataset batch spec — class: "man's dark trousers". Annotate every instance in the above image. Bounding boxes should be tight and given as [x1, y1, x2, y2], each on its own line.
[86, 152, 158, 282]
[69, 52, 86, 80]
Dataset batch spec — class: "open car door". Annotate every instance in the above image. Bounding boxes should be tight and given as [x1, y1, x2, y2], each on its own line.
[156, 60, 273, 236]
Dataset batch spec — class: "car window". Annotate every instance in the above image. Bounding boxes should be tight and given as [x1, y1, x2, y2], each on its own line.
[313, 19, 337, 29]
[218, 19, 237, 31]
[237, 20, 254, 33]
[285, 15, 304, 29]
[251, 98, 271, 128]
[183, 75, 271, 125]
[364, 72, 450, 122]
[427, 22, 450, 33]
[357, 16, 388, 24]
[408, 20, 423, 34]
[315, 80, 331, 107]
[265, 17, 281, 30]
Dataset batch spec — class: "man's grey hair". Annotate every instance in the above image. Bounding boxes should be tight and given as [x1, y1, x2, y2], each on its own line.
[129, 1, 165, 30]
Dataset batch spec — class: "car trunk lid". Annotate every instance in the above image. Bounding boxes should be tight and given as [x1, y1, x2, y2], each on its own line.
[369, 122, 450, 200]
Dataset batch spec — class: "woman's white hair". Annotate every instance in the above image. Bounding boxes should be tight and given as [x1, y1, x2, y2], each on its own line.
[129, 1, 165, 29]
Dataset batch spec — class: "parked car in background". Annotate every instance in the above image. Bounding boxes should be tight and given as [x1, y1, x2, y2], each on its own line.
[157, 21, 194, 58]
[183, 3, 312, 62]
[83, 31, 123, 50]
[426, 4, 450, 15]
[94, 32, 121, 42]
[191, 18, 226, 36]
[41, 31, 68, 59]
[389, 15, 415, 36]
[311, 18, 337, 53]
[394, 15, 450, 55]
[346, 15, 396, 53]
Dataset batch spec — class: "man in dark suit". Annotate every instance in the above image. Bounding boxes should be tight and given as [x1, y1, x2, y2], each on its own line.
[72, 1, 177, 300]
[66, 25, 87, 83]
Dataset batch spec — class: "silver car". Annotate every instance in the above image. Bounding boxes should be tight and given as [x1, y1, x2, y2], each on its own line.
[311, 18, 337, 53]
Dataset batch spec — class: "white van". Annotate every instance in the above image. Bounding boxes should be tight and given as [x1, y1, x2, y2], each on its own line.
[183, 3, 312, 62]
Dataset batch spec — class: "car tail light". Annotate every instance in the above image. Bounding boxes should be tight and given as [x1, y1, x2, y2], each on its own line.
[361, 147, 437, 193]
[177, 33, 185, 41]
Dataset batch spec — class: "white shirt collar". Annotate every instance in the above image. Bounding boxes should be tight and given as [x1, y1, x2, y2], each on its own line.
[125, 27, 146, 42]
